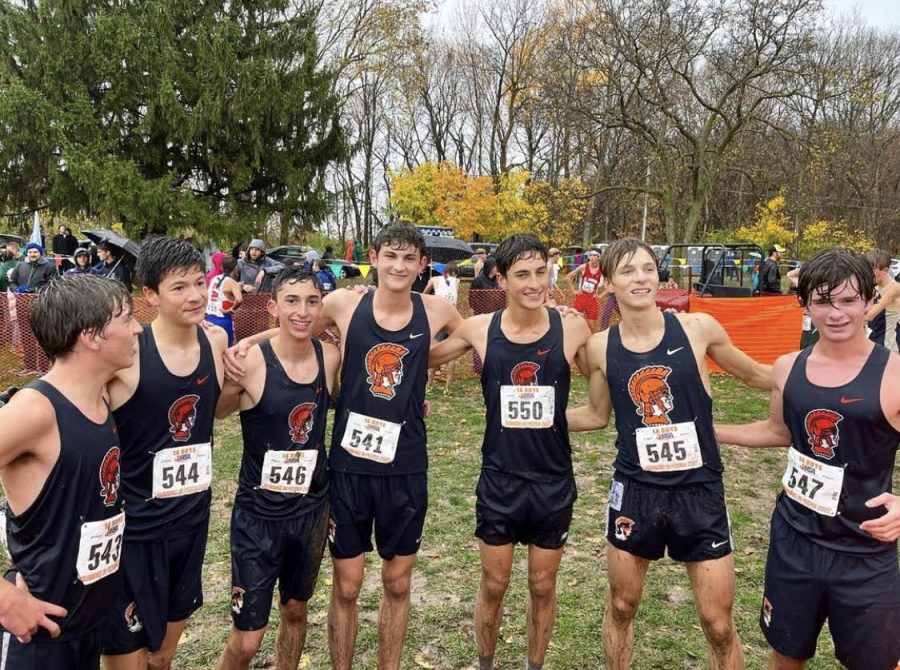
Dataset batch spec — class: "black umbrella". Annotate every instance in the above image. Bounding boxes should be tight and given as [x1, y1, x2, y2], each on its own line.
[423, 235, 473, 264]
[83, 229, 141, 259]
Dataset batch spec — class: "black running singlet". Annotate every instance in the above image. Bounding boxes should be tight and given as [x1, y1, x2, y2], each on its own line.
[113, 324, 220, 539]
[236, 340, 330, 519]
[329, 292, 430, 475]
[480, 308, 573, 481]
[3, 380, 124, 640]
[776, 344, 900, 554]
[607, 312, 723, 485]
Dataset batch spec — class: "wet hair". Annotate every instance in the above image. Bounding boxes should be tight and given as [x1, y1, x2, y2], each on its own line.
[494, 234, 548, 275]
[797, 248, 874, 308]
[864, 249, 891, 270]
[32, 274, 133, 360]
[136, 236, 205, 291]
[600, 238, 659, 279]
[373, 221, 426, 257]
[272, 265, 323, 299]
[443, 261, 459, 277]
[221, 256, 237, 276]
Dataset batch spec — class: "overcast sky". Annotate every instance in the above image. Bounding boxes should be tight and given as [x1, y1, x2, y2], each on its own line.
[824, 0, 899, 28]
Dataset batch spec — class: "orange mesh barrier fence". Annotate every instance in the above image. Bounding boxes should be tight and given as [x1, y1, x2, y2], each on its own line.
[690, 293, 803, 371]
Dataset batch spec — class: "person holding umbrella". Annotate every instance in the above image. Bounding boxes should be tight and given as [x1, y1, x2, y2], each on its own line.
[92, 241, 132, 290]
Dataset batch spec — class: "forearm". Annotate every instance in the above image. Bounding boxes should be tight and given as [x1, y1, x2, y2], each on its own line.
[245, 328, 278, 347]
[566, 404, 609, 432]
[716, 420, 790, 447]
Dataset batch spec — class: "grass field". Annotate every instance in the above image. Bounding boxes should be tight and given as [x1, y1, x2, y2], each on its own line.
[2, 374, 894, 668]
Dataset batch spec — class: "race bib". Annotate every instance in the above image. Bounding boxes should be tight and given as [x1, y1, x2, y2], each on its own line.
[341, 413, 401, 463]
[260, 450, 318, 494]
[802, 314, 812, 332]
[781, 447, 844, 517]
[152, 443, 212, 499]
[581, 278, 599, 294]
[636, 421, 703, 472]
[75, 511, 125, 585]
[500, 386, 555, 429]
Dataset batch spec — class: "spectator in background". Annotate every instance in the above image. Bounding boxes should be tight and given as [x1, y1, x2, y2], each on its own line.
[64, 248, 93, 276]
[758, 244, 784, 294]
[206, 256, 243, 345]
[92, 241, 132, 291]
[0, 249, 17, 290]
[749, 260, 762, 293]
[424, 261, 460, 393]
[52, 225, 79, 262]
[5, 240, 21, 260]
[206, 251, 229, 286]
[547, 247, 562, 301]
[236, 238, 284, 293]
[566, 249, 604, 331]
[322, 245, 334, 261]
[469, 258, 504, 374]
[473, 247, 487, 278]
[313, 259, 337, 293]
[9, 242, 58, 292]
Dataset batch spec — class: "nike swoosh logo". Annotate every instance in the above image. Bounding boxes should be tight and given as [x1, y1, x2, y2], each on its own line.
[840, 396, 863, 404]
[409, 333, 424, 339]
[196, 375, 210, 385]
[711, 540, 729, 549]
[537, 348, 551, 356]
[667, 347, 684, 355]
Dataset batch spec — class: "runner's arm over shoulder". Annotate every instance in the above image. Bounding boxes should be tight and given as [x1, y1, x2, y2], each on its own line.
[422, 292, 463, 335]
[566, 333, 612, 432]
[215, 378, 243, 419]
[322, 340, 342, 399]
[715, 353, 793, 447]
[697, 312, 772, 388]
[429, 315, 480, 368]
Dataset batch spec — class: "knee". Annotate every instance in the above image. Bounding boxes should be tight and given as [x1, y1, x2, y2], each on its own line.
[480, 570, 510, 603]
[528, 573, 557, 602]
[333, 574, 363, 604]
[148, 649, 176, 670]
[280, 600, 308, 626]
[606, 590, 640, 624]
[700, 613, 737, 651]
[382, 570, 411, 600]
[228, 632, 263, 663]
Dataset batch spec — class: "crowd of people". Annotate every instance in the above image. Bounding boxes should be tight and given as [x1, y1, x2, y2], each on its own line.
[0, 223, 897, 670]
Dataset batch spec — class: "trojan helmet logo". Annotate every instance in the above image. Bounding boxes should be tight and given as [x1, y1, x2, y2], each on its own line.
[168, 394, 200, 442]
[511, 362, 540, 386]
[288, 402, 317, 444]
[805, 409, 843, 460]
[231, 586, 245, 615]
[124, 601, 143, 633]
[98, 446, 120, 507]
[614, 516, 634, 542]
[628, 366, 674, 426]
[365, 343, 409, 399]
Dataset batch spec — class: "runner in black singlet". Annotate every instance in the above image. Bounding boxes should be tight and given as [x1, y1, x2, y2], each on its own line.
[429, 234, 592, 670]
[101, 237, 228, 670]
[718, 248, 900, 670]
[568, 238, 772, 670]
[0, 275, 140, 669]
[215, 267, 340, 670]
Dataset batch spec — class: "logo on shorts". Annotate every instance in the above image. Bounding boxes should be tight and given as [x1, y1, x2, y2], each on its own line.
[364, 343, 409, 400]
[511, 361, 540, 385]
[804, 409, 843, 460]
[288, 402, 317, 444]
[124, 601, 143, 633]
[614, 516, 634, 542]
[628, 366, 674, 426]
[328, 518, 337, 544]
[762, 597, 773, 627]
[99, 446, 120, 507]
[231, 586, 245, 615]
[168, 394, 200, 442]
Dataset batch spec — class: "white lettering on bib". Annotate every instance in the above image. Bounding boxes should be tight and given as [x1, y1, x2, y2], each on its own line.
[341, 412, 401, 463]
[781, 447, 844, 517]
[500, 386, 555, 429]
[76, 511, 125, 585]
[636, 421, 702, 472]
[260, 450, 318, 494]
[152, 443, 212, 498]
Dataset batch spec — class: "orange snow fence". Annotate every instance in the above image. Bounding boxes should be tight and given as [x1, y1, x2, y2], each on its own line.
[690, 294, 804, 372]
